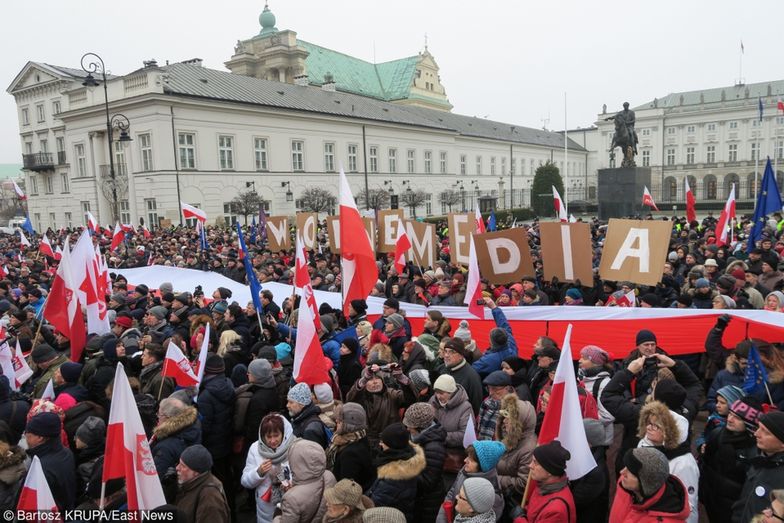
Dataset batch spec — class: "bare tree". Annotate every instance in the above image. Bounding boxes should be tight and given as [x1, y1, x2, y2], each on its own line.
[98, 168, 129, 222]
[439, 189, 462, 213]
[231, 189, 263, 225]
[400, 189, 429, 218]
[299, 187, 336, 214]
[357, 187, 391, 211]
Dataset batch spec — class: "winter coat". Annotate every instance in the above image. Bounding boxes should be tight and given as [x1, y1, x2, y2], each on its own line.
[705, 362, 744, 413]
[276, 439, 337, 523]
[0, 394, 30, 445]
[571, 445, 609, 523]
[347, 382, 412, 449]
[368, 444, 427, 523]
[32, 354, 68, 398]
[581, 367, 614, 446]
[700, 427, 755, 523]
[175, 471, 230, 523]
[338, 354, 363, 401]
[332, 435, 376, 492]
[472, 308, 518, 378]
[139, 360, 174, 401]
[26, 436, 76, 510]
[731, 449, 784, 523]
[445, 360, 484, 415]
[495, 394, 536, 498]
[198, 374, 236, 459]
[428, 385, 473, 447]
[436, 468, 504, 523]
[413, 423, 447, 523]
[609, 475, 689, 522]
[0, 443, 27, 513]
[150, 405, 202, 483]
[234, 380, 280, 448]
[516, 480, 576, 523]
[290, 402, 328, 449]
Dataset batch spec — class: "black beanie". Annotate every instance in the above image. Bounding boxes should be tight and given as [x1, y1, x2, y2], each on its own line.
[204, 355, 225, 375]
[350, 299, 367, 315]
[759, 411, 784, 444]
[653, 379, 686, 411]
[381, 422, 410, 450]
[383, 298, 400, 311]
[636, 329, 657, 345]
[533, 440, 570, 477]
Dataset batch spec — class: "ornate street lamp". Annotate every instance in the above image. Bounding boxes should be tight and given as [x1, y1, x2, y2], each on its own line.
[281, 181, 293, 202]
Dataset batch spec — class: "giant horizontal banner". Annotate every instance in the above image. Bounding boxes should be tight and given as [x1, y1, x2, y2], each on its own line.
[118, 266, 784, 359]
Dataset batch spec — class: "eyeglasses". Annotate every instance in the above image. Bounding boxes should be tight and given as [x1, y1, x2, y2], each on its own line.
[764, 506, 784, 521]
[647, 422, 663, 431]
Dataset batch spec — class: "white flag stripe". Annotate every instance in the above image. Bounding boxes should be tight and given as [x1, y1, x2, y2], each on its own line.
[560, 224, 574, 281]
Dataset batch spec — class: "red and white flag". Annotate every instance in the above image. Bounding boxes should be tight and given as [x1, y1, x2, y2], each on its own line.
[162, 341, 199, 387]
[393, 218, 412, 275]
[778, 97, 784, 113]
[43, 240, 87, 362]
[685, 177, 697, 223]
[40, 379, 55, 402]
[463, 207, 484, 319]
[619, 289, 637, 307]
[0, 265, 6, 279]
[71, 231, 110, 336]
[103, 363, 166, 510]
[17, 456, 58, 515]
[0, 339, 33, 391]
[474, 206, 487, 234]
[12, 340, 33, 388]
[12, 180, 26, 201]
[715, 183, 736, 247]
[538, 324, 597, 480]
[462, 416, 477, 449]
[295, 233, 321, 331]
[642, 186, 659, 211]
[181, 201, 207, 223]
[109, 223, 124, 252]
[53, 245, 62, 261]
[94, 246, 110, 323]
[339, 169, 376, 316]
[553, 186, 568, 222]
[19, 230, 31, 248]
[292, 288, 329, 386]
[192, 323, 210, 385]
[39, 235, 54, 258]
[142, 225, 151, 239]
[86, 212, 98, 233]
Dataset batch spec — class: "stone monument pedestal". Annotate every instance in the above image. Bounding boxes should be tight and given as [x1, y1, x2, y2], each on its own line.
[597, 167, 652, 220]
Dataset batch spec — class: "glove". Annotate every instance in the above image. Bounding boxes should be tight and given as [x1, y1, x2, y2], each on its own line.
[358, 366, 374, 388]
[716, 314, 732, 330]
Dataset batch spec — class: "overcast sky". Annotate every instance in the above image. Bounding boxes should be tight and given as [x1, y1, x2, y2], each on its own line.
[1, 0, 779, 163]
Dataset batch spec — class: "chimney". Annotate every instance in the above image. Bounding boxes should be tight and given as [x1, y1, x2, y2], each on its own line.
[143, 59, 158, 68]
[321, 72, 335, 92]
[180, 58, 203, 67]
[294, 74, 309, 86]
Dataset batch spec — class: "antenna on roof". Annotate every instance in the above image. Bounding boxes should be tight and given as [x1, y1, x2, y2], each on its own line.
[424, 33, 428, 51]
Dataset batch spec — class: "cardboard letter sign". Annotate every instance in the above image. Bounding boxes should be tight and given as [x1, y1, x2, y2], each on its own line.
[266, 216, 290, 252]
[405, 220, 437, 269]
[377, 210, 404, 253]
[296, 212, 318, 251]
[473, 229, 534, 284]
[447, 213, 472, 266]
[539, 222, 594, 284]
[327, 216, 376, 254]
[599, 219, 671, 286]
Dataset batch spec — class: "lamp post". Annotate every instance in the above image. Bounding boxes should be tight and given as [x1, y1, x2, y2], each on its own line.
[281, 181, 293, 202]
[81, 52, 130, 223]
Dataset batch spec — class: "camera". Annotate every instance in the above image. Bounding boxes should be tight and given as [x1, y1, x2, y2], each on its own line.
[643, 356, 658, 372]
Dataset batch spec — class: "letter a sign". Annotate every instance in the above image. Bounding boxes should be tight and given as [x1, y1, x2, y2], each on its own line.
[599, 219, 671, 286]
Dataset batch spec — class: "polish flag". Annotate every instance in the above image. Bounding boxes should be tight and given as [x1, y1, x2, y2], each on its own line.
[642, 186, 659, 211]
[463, 235, 484, 320]
[53, 245, 62, 261]
[94, 247, 110, 323]
[462, 416, 477, 449]
[715, 183, 737, 247]
[19, 230, 31, 249]
[86, 212, 98, 233]
[39, 235, 54, 258]
[474, 206, 487, 233]
[685, 178, 697, 223]
[0, 339, 33, 391]
[162, 341, 199, 387]
[181, 202, 207, 223]
[292, 287, 329, 386]
[778, 97, 784, 113]
[43, 240, 86, 362]
[339, 169, 376, 316]
[619, 289, 637, 307]
[110, 223, 124, 252]
[40, 379, 55, 401]
[72, 231, 110, 335]
[17, 456, 58, 515]
[103, 363, 166, 509]
[538, 324, 597, 480]
[120, 224, 134, 234]
[192, 323, 210, 385]
[0, 265, 7, 279]
[142, 225, 151, 239]
[12, 180, 26, 201]
[295, 233, 321, 331]
[553, 186, 568, 222]
[12, 340, 33, 388]
[393, 218, 412, 275]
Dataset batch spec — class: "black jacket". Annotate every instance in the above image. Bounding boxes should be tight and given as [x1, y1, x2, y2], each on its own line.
[731, 448, 784, 522]
[413, 423, 447, 523]
[333, 437, 376, 492]
[701, 427, 755, 523]
[571, 445, 609, 523]
[0, 396, 30, 444]
[150, 406, 202, 483]
[198, 374, 236, 459]
[445, 361, 483, 415]
[337, 355, 362, 401]
[290, 402, 327, 448]
[368, 444, 427, 523]
[234, 382, 279, 447]
[26, 437, 76, 510]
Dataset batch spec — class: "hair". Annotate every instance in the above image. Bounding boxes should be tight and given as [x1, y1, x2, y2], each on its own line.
[260, 414, 284, 438]
[261, 290, 273, 301]
[227, 303, 243, 319]
[159, 397, 187, 418]
[144, 343, 166, 362]
[356, 320, 373, 338]
[465, 445, 478, 464]
[538, 336, 559, 351]
[637, 401, 681, 449]
[218, 330, 242, 357]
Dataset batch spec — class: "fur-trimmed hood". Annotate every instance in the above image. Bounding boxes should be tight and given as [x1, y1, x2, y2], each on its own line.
[637, 401, 682, 450]
[495, 393, 535, 450]
[153, 405, 198, 440]
[376, 444, 426, 481]
[0, 442, 26, 485]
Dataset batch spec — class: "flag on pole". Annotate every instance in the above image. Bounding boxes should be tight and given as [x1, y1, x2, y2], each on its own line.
[552, 186, 568, 222]
[0, 339, 32, 391]
[103, 363, 166, 510]
[12, 180, 26, 201]
[162, 342, 199, 387]
[258, 205, 268, 244]
[685, 177, 697, 223]
[39, 234, 54, 258]
[474, 206, 487, 234]
[53, 245, 63, 261]
[393, 218, 411, 275]
[715, 183, 736, 247]
[538, 324, 597, 480]
[86, 212, 98, 233]
[40, 379, 55, 401]
[462, 416, 477, 448]
[759, 97, 765, 122]
[292, 288, 330, 386]
[236, 223, 263, 312]
[17, 456, 58, 515]
[18, 229, 31, 248]
[12, 340, 33, 389]
[180, 202, 207, 223]
[250, 216, 257, 245]
[193, 323, 210, 386]
[741, 40, 745, 53]
[295, 233, 321, 331]
[21, 216, 34, 236]
[748, 158, 784, 253]
[463, 212, 484, 319]
[142, 225, 151, 239]
[339, 169, 376, 316]
[642, 186, 659, 211]
[487, 209, 497, 232]
[42, 240, 87, 362]
[109, 223, 124, 252]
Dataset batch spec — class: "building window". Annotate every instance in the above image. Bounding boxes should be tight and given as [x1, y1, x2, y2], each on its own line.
[728, 143, 738, 162]
[729, 121, 738, 129]
[530, 159, 535, 176]
[33, 214, 40, 230]
[324, 142, 335, 172]
[291, 140, 304, 171]
[218, 135, 234, 170]
[45, 176, 53, 194]
[706, 145, 716, 163]
[460, 154, 467, 175]
[490, 157, 496, 175]
[388, 148, 397, 174]
[777, 116, 784, 126]
[223, 202, 239, 225]
[477, 156, 483, 175]
[145, 198, 158, 229]
[28, 176, 37, 195]
[501, 157, 507, 175]
[81, 201, 91, 225]
[439, 151, 447, 174]
[667, 127, 676, 135]
[52, 100, 61, 116]
[49, 213, 55, 228]
[752, 119, 760, 128]
[36, 104, 45, 123]
[139, 133, 153, 171]
[60, 173, 69, 193]
[253, 138, 268, 171]
[706, 179, 717, 199]
[511, 158, 516, 175]
[641, 128, 651, 137]
[776, 140, 784, 160]
[65, 212, 72, 228]
[666, 148, 675, 166]
[120, 200, 131, 224]
[368, 146, 378, 173]
[686, 125, 695, 134]
[686, 147, 695, 165]
[21, 108, 29, 126]
[178, 132, 196, 169]
[40, 140, 48, 154]
[642, 150, 650, 167]
[347, 144, 358, 172]
[407, 149, 415, 173]
[75, 144, 86, 177]
[56, 137, 65, 164]
[751, 142, 759, 161]
[424, 151, 432, 174]
[114, 141, 126, 176]
[707, 123, 716, 132]
[24, 142, 32, 155]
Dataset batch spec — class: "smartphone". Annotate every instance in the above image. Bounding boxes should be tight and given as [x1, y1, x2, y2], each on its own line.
[476, 299, 485, 305]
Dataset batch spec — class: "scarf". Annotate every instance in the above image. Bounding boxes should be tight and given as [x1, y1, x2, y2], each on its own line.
[257, 433, 296, 465]
[326, 429, 366, 469]
[539, 477, 569, 496]
[455, 510, 496, 523]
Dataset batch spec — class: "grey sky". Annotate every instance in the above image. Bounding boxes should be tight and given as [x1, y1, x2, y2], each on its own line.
[0, 0, 778, 163]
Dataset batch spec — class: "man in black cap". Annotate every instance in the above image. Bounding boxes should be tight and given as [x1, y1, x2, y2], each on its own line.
[25, 412, 77, 510]
[519, 440, 576, 522]
[52, 361, 87, 406]
[143, 306, 173, 345]
[372, 298, 412, 338]
[347, 299, 368, 326]
[175, 444, 230, 523]
[31, 343, 68, 399]
[442, 337, 483, 415]
[139, 343, 174, 401]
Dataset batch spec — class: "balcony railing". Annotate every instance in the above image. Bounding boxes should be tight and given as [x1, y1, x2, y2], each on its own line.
[22, 152, 54, 171]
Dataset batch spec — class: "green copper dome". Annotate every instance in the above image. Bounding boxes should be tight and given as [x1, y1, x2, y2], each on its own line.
[259, 4, 277, 36]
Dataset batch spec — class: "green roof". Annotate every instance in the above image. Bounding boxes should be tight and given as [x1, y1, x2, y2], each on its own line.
[0, 164, 22, 180]
[635, 79, 784, 110]
[298, 40, 419, 101]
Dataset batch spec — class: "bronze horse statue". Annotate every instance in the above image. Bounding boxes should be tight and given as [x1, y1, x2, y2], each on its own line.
[609, 112, 638, 168]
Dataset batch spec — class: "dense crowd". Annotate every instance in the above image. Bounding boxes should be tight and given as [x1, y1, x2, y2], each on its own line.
[1, 209, 784, 523]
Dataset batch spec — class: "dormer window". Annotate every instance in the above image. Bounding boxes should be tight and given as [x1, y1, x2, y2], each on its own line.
[415, 69, 421, 78]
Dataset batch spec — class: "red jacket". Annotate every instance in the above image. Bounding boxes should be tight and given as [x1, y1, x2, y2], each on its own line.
[609, 475, 689, 523]
[514, 479, 575, 523]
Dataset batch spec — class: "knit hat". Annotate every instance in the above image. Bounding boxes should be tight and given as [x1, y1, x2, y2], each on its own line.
[462, 477, 496, 514]
[287, 382, 312, 406]
[324, 479, 364, 510]
[383, 298, 400, 311]
[716, 385, 744, 407]
[385, 313, 404, 330]
[26, 412, 61, 438]
[454, 320, 472, 342]
[635, 329, 657, 346]
[759, 411, 784, 444]
[729, 396, 763, 433]
[565, 288, 582, 301]
[134, 284, 149, 296]
[31, 344, 57, 364]
[718, 295, 736, 309]
[180, 444, 213, 473]
[695, 278, 711, 289]
[173, 293, 190, 305]
[110, 293, 126, 306]
[483, 370, 511, 387]
[147, 306, 168, 320]
[350, 299, 367, 315]
[433, 374, 457, 394]
[363, 508, 407, 523]
[580, 345, 609, 366]
[623, 447, 670, 498]
[443, 337, 468, 358]
[339, 402, 368, 433]
[159, 282, 173, 294]
[248, 358, 273, 383]
[533, 440, 571, 477]
[75, 416, 106, 448]
[212, 301, 227, 315]
[115, 315, 133, 329]
[416, 334, 440, 355]
[381, 422, 410, 450]
[640, 294, 661, 308]
[216, 287, 232, 300]
[204, 354, 225, 375]
[59, 362, 83, 384]
[471, 440, 506, 472]
[403, 402, 435, 430]
[489, 327, 508, 348]
[653, 380, 686, 411]
[409, 369, 431, 392]
[314, 383, 333, 404]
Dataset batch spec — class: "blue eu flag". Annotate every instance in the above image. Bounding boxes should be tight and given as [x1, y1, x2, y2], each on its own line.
[747, 158, 783, 253]
[487, 209, 497, 231]
[236, 222, 263, 312]
[743, 344, 770, 395]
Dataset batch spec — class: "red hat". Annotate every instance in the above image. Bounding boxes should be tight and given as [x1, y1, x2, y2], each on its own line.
[115, 316, 133, 329]
[731, 268, 746, 282]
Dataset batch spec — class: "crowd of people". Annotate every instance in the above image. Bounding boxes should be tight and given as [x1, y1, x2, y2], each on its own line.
[0, 209, 784, 523]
